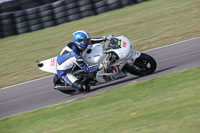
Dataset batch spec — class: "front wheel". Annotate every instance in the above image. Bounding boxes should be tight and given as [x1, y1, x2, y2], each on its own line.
[125, 53, 157, 76]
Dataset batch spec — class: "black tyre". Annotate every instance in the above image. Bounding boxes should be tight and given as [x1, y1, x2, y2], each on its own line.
[28, 19, 41, 25]
[0, 13, 13, 20]
[125, 53, 157, 76]
[78, 0, 91, 6]
[40, 10, 53, 17]
[39, 4, 52, 12]
[51, 1, 64, 8]
[25, 7, 38, 15]
[67, 8, 79, 15]
[1, 19, 14, 25]
[54, 11, 67, 19]
[106, 0, 120, 4]
[21, 1, 42, 10]
[95, 6, 108, 14]
[30, 24, 43, 32]
[93, 0, 103, 2]
[68, 13, 80, 21]
[108, 1, 122, 10]
[15, 16, 27, 23]
[120, 0, 133, 7]
[14, 10, 26, 17]
[41, 15, 54, 22]
[64, 0, 77, 4]
[53, 5, 66, 13]
[53, 78, 76, 94]
[94, 0, 107, 8]
[2, 24, 15, 31]
[42, 21, 56, 28]
[53, 74, 62, 86]
[27, 13, 39, 20]
[42, 0, 57, 4]
[16, 21, 29, 28]
[56, 17, 68, 24]
[81, 10, 94, 18]
[0, 1, 19, 13]
[65, 2, 77, 9]
[17, 27, 30, 34]
[79, 4, 93, 12]
[19, 0, 34, 4]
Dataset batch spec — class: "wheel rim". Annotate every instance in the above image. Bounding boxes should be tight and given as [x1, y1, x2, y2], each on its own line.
[134, 59, 153, 74]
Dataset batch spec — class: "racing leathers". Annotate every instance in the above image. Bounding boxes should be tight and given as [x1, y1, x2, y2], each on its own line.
[56, 37, 106, 90]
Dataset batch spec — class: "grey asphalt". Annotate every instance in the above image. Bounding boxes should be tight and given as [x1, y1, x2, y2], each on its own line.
[0, 37, 200, 119]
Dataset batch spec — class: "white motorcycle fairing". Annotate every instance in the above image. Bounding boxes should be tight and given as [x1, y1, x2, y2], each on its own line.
[82, 36, 141, 83]
[36, 57, 57, 74]
[36, 36, 142, 84]
[36, 35, 158, 93]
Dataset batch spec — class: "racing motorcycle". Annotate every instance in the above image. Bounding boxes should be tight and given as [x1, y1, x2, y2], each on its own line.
[36, 36, 157, 92]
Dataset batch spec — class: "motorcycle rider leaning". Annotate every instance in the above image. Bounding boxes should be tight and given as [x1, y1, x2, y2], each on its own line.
[56, 30, 112, 92]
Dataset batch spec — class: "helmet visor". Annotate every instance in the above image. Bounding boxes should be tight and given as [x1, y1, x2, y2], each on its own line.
[78, 38, 91, 45]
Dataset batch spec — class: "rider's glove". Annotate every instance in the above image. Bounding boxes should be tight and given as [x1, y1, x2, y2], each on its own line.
[99, 63, 104, 70]
[99, 62, 108, 70]
[105, 34, 114, 41]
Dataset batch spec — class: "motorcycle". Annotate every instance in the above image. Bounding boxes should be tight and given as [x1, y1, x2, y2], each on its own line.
[36, 35, 157, 93]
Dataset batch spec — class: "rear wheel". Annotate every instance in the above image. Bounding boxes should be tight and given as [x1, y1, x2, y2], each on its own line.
[53, 74, 76, 94]
[53, 74, 62, 86]
[125, 53, 157, 76]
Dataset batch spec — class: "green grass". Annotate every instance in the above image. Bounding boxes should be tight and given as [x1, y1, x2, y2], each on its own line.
[0, 0, 200, 88]
[1, 66, 200, 133]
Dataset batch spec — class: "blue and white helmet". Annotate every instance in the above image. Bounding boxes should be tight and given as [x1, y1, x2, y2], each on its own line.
[73, 30, 91, 49]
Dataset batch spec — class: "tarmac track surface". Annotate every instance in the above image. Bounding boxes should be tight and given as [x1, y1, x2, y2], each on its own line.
[0, 37, 200, 118]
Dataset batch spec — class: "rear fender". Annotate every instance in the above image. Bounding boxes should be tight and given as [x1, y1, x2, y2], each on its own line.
[36, 57, 57, 74]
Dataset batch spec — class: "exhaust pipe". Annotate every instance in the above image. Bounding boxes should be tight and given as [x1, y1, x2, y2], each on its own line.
[54, 85, 74, 91]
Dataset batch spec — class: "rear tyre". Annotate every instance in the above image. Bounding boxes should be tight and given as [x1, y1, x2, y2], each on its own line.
[125, 53, 157, 76]
[53, 74, 62, 86]
[53, 74, 79, 94]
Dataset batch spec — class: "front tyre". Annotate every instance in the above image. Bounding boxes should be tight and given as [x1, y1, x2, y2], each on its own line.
[125, 53, 157, 76]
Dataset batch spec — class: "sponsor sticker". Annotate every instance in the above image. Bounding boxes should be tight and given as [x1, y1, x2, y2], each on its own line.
[122, 41, 127, 48]
[117, 40, 121, 46]
[104, 65, 120, 73]
[50, 58, 56, 66]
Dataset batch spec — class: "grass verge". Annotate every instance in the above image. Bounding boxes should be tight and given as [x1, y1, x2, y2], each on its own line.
[0, 0, 200, 88]
[0, 66, 200, 133]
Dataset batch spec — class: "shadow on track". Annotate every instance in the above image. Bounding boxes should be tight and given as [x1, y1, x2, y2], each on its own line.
[59, 66, 176, 95]
[89, 66, 177, 92]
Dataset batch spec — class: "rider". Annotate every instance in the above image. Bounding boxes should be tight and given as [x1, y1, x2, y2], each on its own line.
[56, 30, 109, 92]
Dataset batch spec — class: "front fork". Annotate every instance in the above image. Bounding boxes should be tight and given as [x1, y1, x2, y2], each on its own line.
[125, 51, 141, 69]
[126, 51, 141, 63]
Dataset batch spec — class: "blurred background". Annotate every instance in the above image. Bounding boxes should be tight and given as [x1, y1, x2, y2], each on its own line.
[0, 0, 143, 38]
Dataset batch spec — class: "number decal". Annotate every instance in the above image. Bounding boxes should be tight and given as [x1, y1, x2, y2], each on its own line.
[104, 65, 120, 73]
[122, 41, 127, 48]
[50, 58, 56, 66]
[117, 40, 121, 46]
[113, 65, 120, 73]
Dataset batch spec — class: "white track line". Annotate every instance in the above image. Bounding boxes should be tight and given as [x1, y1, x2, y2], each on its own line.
[1, 36, 200, 91]
[0, 75, 53, 90]
[144, 36, 200, 52]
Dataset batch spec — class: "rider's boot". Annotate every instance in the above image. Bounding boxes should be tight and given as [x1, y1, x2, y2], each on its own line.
[72, 80, 84, 92]
[84, 85, 91, 93]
